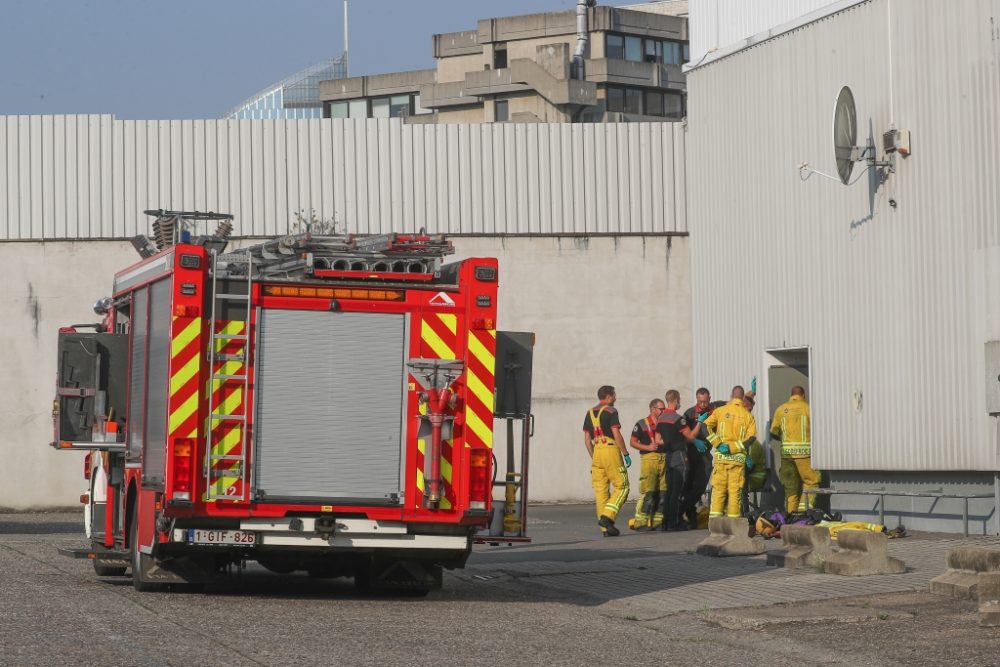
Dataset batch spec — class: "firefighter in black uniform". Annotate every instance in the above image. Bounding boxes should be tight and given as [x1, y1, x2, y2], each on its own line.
[657, 389, 698, 531]
[680, 387, 725, 530]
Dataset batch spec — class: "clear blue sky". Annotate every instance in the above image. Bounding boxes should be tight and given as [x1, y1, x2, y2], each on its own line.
[0, 0, 635, 119]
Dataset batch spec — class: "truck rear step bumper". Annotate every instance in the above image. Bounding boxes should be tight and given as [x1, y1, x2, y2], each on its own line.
[170, 517, 469, 551]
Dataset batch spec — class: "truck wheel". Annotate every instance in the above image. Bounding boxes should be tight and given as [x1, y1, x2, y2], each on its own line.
[130, 509, 163, 592]
[93, 559, 127, 577]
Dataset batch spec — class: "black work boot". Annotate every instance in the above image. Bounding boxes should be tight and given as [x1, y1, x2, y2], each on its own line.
[598, 516, 620, 537]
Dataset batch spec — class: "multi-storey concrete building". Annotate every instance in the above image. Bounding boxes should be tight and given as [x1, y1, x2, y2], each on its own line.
[319, 2, 688, 124]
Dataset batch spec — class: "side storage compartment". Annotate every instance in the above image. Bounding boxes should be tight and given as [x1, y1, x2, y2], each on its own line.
[54, 332, 128, 448]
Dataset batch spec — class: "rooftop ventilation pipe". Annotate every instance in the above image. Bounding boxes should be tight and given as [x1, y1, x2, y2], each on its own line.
[573, 0, 598, 80]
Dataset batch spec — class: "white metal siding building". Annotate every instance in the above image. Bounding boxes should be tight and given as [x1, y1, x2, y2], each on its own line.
[686, 0, 1000, 532]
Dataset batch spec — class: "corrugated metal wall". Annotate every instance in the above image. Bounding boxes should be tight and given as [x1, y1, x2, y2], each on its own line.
[688, 0, 842, 64]
[0, 116, 686, 240]
[686, 0, 1000, 472]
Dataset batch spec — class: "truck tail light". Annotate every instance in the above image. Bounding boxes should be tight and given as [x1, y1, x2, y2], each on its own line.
[469, 449, 489, 510]
[471, 318, 495, 330]
[172, 438, 195, 500]
[83, 452, 92, 480]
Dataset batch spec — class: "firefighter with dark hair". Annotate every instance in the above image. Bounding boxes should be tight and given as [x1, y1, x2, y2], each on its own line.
[657, 389, 698, 530]
[680, 387, 724, 529]
[583, 385, 631, 537]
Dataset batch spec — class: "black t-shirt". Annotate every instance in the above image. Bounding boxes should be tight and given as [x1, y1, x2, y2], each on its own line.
[684, 401, 726, 439]
[656, 410, 691, 454]
[582, 404, 621, 440]
[631, 417, 661, 453]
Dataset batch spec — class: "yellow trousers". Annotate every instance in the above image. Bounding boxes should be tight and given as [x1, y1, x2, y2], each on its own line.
[709, 460, 745, 518]
[779, 456, 821, 513]
[632, 453, 666, 529]
[592, 443, 629, 523]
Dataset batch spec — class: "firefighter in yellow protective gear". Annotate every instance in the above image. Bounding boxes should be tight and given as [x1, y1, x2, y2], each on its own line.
[629, 399, 667, 531]
[583, 385, 631, 536]
[770, 386, 820, 513]
[704, 386, 756, 518]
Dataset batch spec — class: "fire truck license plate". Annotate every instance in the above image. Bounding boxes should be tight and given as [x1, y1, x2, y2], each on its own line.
[187, 529, 257, 546]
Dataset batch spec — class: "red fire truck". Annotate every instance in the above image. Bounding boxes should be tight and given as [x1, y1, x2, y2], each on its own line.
[53, 210, 531, 594]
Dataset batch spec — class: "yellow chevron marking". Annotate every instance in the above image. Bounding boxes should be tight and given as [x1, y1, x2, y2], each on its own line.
[218, 387, 243, 417]
[466, 370, 494, 413]
[169, 353, 201, 398]
[211, 360, 244, 392]
[437, 313, 457, 335]
[212, 427, 242, 456]
[416, 436, 426, 492]
[171, 317, 201, 357]
[168, 391, 199, 434]
[421, 319, 456, 360]
[468, 333, 495, 374]
[214, 320, 245, 351]
[440, 497, 452, 510]
[465, 407, 493, 448]
[487, 329, 496, 338]
[441, 455, 453, 484]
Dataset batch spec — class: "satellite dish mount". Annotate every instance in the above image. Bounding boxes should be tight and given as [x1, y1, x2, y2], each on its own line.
[831, 86, 894, 185]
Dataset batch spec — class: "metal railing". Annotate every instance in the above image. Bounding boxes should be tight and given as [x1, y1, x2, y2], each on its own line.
[803, 487, 996, 538]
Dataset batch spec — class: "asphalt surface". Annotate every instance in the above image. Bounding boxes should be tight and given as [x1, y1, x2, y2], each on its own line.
[2, 505, 999, 666]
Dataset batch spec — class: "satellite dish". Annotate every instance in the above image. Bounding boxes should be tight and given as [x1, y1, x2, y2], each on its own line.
[833, 86, 858, 185]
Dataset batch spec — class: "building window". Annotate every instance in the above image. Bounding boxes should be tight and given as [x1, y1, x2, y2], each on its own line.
[605, 32, 689, 66]
[606, 34, 624, 60]
[371, 97, 390, 118]
[644, 91, 664, 117]
[624, 36, 643, 62]
[663, 92, 684, 119]
[328, 101, 349, 119]
[349, 99, 367, 118]
[606, 86, 625, 113]
[607, 85, 684, 118]
[494, 46, 508, 70]
[624, 88, 642, 115]
[389, 94, 410, 117]
[495, 100, 509, 122]
[413, 94, 430, 115]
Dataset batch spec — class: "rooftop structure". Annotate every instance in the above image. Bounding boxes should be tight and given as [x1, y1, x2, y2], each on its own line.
[225, 56, 348, 120]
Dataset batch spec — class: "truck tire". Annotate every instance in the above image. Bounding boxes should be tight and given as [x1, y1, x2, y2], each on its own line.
[130, 509, 163, 592]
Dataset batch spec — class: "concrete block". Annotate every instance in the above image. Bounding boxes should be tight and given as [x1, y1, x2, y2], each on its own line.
[929, 547, 1000, 600]
[696, 517, 765, 557]
[766, 525, 833, 569]
[978, 572, 1000, 602]
[980, 601, 1000, 627]
[822, 530, 905, 576]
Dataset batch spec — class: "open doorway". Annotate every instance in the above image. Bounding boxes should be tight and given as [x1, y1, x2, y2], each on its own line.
[759, 347, 811, 512]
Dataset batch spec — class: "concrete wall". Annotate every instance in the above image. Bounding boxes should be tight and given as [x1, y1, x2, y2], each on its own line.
[1, 234, 691, 509]
[2, 240, 134, 510]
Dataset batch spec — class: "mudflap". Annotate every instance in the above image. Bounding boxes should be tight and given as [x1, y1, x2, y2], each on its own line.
[358, 558, 443, 593]
[137, 553, 217, 586]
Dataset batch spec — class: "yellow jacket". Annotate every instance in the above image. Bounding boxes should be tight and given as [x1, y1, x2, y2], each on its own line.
[705, 398, 756, 462]
[769, 395, 811, 458]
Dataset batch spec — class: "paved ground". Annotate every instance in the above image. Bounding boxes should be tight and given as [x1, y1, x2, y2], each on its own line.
[2, 505, 999, 666]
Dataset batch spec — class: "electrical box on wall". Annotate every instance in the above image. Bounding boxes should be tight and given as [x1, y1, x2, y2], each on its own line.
[985, 341, 1000, 415]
